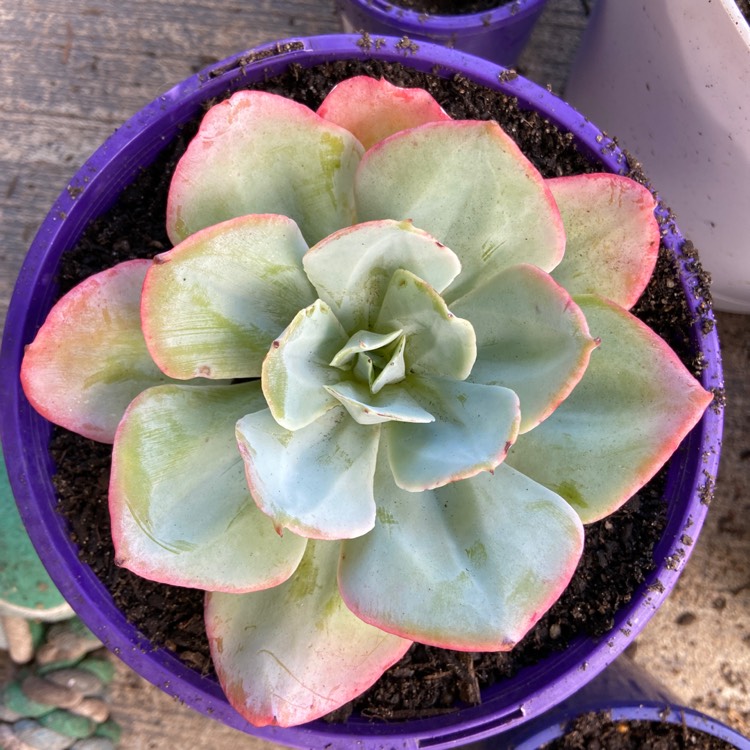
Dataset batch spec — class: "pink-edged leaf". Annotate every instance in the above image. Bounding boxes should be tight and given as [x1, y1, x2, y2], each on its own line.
[110, 382, 307, 592]
[450, 264, 599, 434]
[317, 75, 451, 149]
[205, 540, 411, 727]
[166, 89, 362, 246]
[20, 259, 172, 443]
[506, 295, 714, 523]
[355, 120, 565, 303]
[548, 174, 660, 309]
[340, 451, 584, 651]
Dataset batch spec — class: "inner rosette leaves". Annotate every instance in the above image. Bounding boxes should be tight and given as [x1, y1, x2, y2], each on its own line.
[302, 219, 462, 331]
[262, 220, 476, 435]
[243, 220, 517, 540]
[330, 328, 406, 394]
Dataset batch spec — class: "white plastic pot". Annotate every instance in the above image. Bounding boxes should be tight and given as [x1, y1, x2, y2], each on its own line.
[565, 0, 750, 313]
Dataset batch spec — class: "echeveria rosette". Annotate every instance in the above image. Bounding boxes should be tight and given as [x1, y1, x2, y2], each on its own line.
[18, 76, 714, 728]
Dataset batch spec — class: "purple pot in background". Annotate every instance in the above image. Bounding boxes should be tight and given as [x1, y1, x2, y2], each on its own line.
[0, 35, 724, 749]
[336, 0, 549, 66]
[488, 657, 750, 749]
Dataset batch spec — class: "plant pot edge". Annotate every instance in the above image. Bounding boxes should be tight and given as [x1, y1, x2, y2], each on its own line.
[336, 0, 550, 66]
[0, 33, 724, 750]
[499, 658, 750, 749]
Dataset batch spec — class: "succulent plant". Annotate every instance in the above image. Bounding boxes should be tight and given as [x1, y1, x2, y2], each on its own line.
[20, 76, 713, 727]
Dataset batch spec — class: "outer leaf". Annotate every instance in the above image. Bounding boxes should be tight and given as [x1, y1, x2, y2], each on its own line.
[205, 541, 411, 728]
[262, 300, 348, 431]
[548, 174, 660, 309]
[166, 89, 363, 246]
[110, 382, 307, 592]
[20, 259, 173, 443]
[355, 120, 565, 303]
[375, 269, 477, 380]
[317, 75, 451, 149]
[506, 295, 714, 523]
[386, 375, 520, 491]
[142, 214, 316, 380]
[303, 219, 461, 332]
[236, 406, 380, 540]
[340, 456, 584, 650]
[450, 264, 598, 434]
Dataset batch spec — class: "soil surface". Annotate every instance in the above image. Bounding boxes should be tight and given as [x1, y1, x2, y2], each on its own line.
[387, 0, 513, 15]
[737, 0, 750, 23]
[49, 58, 714, 722]
[544, 710, 739, 749]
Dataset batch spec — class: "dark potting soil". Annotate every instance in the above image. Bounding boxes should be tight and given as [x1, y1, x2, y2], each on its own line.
[50, 55, 717, 721]
[543, 710, 739, 750]
[737, 0, 750, 24]
[386, 0, 513, 16]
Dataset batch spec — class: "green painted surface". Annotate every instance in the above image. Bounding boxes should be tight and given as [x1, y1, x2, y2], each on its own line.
[0, 449, 72, 619]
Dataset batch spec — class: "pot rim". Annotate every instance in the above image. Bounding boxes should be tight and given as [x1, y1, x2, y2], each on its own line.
[338, 0, 548, 34]
[502, 649, 749, 749]
[512, 702, 750, 749]
[0, 33, 724, 749]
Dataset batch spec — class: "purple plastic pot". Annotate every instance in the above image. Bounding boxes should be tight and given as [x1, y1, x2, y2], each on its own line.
[490, 657, 750, 749]
[337, 0, 549, 66]
[0, 34, 724, 750]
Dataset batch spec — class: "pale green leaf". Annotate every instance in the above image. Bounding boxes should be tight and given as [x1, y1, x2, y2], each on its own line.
[355, 121, 565, 303]
[205, 541, 411, 727]
[262, 300, 348, 431]
[324, 380, 434, 426]
[167, 89, 363, 246]
[386, 375, 520, 491]
[303, 219, 462, 332]
[505, 295, 714, 523]
[371, 334, 406, 394]
[330, 328, 403, 368]
[110, 382, 307, 592]
[450, 264, 598, 434]
[375, 268, 476, 380]
[236, 406, 380, 539]
[353, 352, 375, 388]
[142, 214, 316, 380]
[340, 455, 584, 650]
